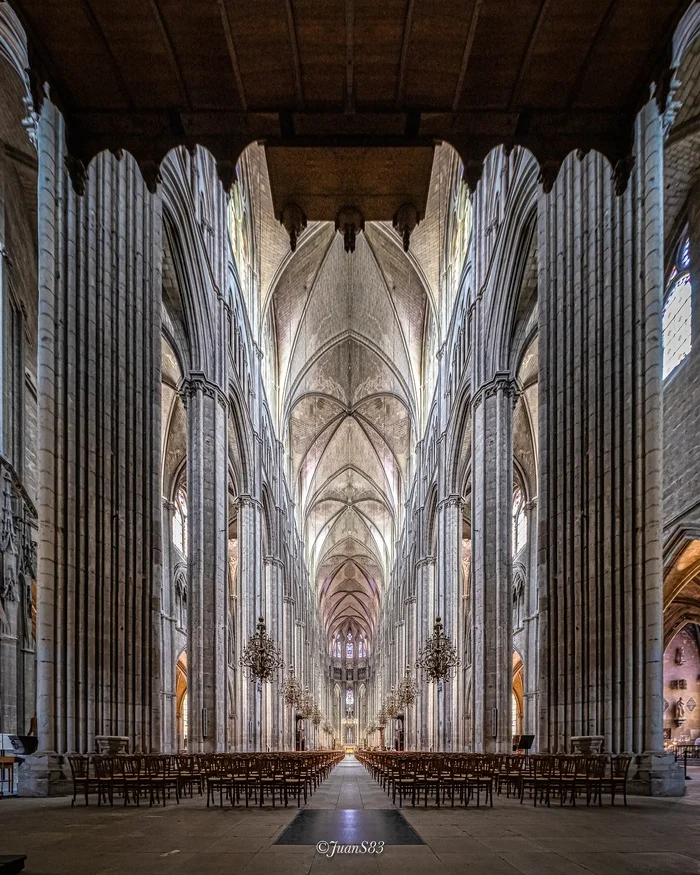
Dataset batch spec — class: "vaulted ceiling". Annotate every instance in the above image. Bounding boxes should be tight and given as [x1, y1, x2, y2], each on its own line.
[9, 0, 690, 196]
[268, 215, 434, 647]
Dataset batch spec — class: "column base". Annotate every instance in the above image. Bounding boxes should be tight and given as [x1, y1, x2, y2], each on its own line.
[627, 751, 686, 797]
[16, 752, 72, 797]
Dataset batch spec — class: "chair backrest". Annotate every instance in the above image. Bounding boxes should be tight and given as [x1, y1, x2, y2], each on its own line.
[94, 757, 115, 778]
[612, 754, 633, 778]
[122, 757, 141, 777]
[68, 755, 89, 779]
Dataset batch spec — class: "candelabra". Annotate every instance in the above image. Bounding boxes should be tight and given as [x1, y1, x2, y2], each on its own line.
[299, 687, 315, 718]
[239, 616, 283, 682]
[397, 665, 419, 706]
[416, 616, 460, 681]
[280, 668, 303, 707]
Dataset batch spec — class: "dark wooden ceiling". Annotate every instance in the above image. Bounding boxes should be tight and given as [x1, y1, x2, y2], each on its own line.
[9, 0, 689, 196]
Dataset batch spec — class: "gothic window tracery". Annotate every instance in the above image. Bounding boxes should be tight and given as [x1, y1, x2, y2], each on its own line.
[174, 572, 187, 631]
[663, 228, 692, 379]
[173, 486, 188, 556]
[346, 632, 354, 660]
[512, 486, 527, 557]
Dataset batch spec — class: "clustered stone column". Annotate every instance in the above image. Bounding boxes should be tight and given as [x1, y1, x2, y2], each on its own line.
[537, 100, 682, 793]
[182, 375, 228, 752]
[34, 104, 162, 788]
[470, 374, 516, 752]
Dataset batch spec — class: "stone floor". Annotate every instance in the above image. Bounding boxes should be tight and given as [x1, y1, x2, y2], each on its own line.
[2, 758, 700, 874]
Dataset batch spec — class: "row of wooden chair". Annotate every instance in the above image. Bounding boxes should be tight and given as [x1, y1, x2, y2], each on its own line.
[67, 751, 343, 809]
[357, 750, 633, 808]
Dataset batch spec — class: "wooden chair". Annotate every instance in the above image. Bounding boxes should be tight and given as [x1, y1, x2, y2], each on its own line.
[67, 756, 96, 807]
[441, 756, 468, 807]
[120, 756, 143, 806]
[519, 755, 552, 807]
[258, 756, 284, 807]
[283, 757, 307, 807]
[465, 755, 493, 808]
[392, 757, 416, 807]
[604, 755, 632, 806]
[94, 757, 116, 807]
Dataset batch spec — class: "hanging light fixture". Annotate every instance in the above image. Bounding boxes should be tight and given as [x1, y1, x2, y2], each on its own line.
[397, 664, 419, 707]
[377, 703, 387, 727]
[385, 688, 400, 719]
[416, 616, 461, 682]
[280, 668, 303, 707]
[321, 720, 333, 736]
[312, 704, 322, 727]
[239, 616, 283, 682]
[299, 687, 315, 718]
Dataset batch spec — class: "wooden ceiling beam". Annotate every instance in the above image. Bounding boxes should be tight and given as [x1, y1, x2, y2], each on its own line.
[395, 0, 415, 106]
[452, 0, 483, 113]
[148, 0, 191, 111]
[81, 0, 133, 107]
[218, 0, 248, 111]
[284, 0, 305, 109]
[509, 0, 552, 110]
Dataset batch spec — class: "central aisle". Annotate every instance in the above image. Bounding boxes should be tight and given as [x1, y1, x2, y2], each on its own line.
[305, 755, 393, 810]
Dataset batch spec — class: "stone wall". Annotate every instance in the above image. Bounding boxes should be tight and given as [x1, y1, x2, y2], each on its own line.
[663, 625, 700, 741]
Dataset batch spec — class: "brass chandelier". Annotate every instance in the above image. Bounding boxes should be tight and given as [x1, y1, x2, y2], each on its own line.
[321, 720, 333, 735]
[384, 688, 400, 719]
[312, 704, 323, 727]
[280, 668, 303, 707]
[416, 616, 460, 682]
[299, 687, 315, 718]
[239, 616, 283, 682]
[397, 664, 419, 707]
[377, 703, 387, 728]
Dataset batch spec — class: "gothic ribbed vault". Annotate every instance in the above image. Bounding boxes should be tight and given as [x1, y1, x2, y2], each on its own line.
[268, 215, 435, 647]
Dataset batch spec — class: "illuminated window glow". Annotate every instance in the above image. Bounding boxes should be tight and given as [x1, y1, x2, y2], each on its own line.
[663, 231, 692, 379]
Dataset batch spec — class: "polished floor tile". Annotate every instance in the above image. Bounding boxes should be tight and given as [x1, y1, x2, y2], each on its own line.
[5, 759, 700, 874]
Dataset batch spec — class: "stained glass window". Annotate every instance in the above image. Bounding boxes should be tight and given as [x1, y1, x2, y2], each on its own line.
[346, 632, 354, 660]
[512, 487, 527, 557]
[346, 688, 354, 706]
[663, 230, 692, 379]
[333, 634, 341, 658]
[173, 487, 188, 556]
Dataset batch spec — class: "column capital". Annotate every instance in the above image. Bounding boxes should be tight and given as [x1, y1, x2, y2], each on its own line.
[415, 555, 436, 569]
[472, 372, 520, 410]
[264, 555, 285, 568]
[237, 493, 262, 511]
[178, 372, 228, 410]
[437, 494, 464, 511]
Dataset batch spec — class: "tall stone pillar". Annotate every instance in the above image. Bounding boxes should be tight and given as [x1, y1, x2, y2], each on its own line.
[538, 101, 681, 793]
[436, 496, 462, 750]
[415, 556, 435, 749]
[182, 375, 228, 753]
[471, 374, 516, 752]
[263, 555, 284, 749]
[33, 104, 162, 788]
[523, 497, 539, 736]
[283, 595, 295, 749]
[236, 495, 263, 749]
[160, 498, 177, 753]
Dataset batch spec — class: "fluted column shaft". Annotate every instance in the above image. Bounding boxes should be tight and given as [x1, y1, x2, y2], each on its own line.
[184, 377, 228, 752]
[471, 375, 516, 752]
[537, 101, 664, 755]
[36, 103, 162, 755]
